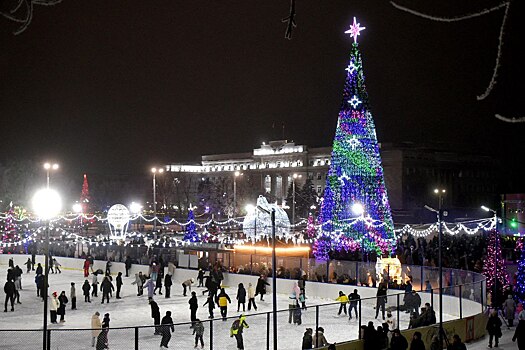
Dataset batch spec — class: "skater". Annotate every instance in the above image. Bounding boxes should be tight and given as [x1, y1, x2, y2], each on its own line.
[87, 255, 94, 273]
[53, 258, 62, 273]
[203, 294, 215, 319]
[293, 300, 302, 325]
[230, 314, 249, 350]
[216, 288, 231, 321]
[189, 291, 199, 326]
[31, 251, 36, 271]
[105, 259, 112, 276]
[302, 328, 313, 349]
[150, 262, 159, 283]
[193, 318, 205, 348]
[247, 282, 257, 311]
[124, 256, 132, 277]
[160, 311, 174, 349]
[375, 281, 388, 320]
[149, 297, 161, 335]
[298, 277, 306, 308]
[50, 292, 59, 324]
[96, 313, 110, 350]
[83, 280, 91, 302]
[13, 275, 21, 304]
[236, 283, 246, 312]
[349, 289, 360, 319]
[100, 276, 114, 304]
[71, 282, 77, 310]
[144, 277, 155, 298]
[35, 274, 43, 298]
[486, 310, 502, 348]
[197, 269, 205, 287]
[336, 291, 348, 316]
[14, 265, 23, 291]
[58, 290, 68, 322]
[116, 272, 123, 299]
[255, 275, 270, 301]
[132, 272, 144, 296]
[24, 258, 32, 274]
[92, 272, 99, 297]
[49, 256, 54, 274]
[91, 311, 102, 347]
[154, 273, 163, 295]
[182, 278, 194, 296]
[164, 273, 172, 298]
[4, 279, 15, 312]
[83, 259, 90, 278]
[503, 294, 516, 327]
[312, 327, 329, 348]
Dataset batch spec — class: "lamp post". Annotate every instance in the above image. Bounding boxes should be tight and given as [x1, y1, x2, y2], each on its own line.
[43, 163, 59, 189]
[482, 205, 498, 306]
[32, 188, 62, 350]
[233, 171, 242, 217]
[151, 167, 164, 232]
[292, 173, 302, 235]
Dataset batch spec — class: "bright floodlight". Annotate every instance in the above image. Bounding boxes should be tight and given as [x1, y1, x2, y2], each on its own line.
[234, 171, 241, 177]
[245, 204, 255, 214]
[72, 203, 82, 213]
[352, 203, 364, 215]
[481, 205, 490, 212]
[130, 202, 142, 214]
[52, 164, 59, 170]
[293, 173, 302, 179]
[44, 163, 51, 170]
[32, 188, 62, 219]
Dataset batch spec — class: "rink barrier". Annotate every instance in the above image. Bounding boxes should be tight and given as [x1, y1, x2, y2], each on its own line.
[0, 254, 486, 350]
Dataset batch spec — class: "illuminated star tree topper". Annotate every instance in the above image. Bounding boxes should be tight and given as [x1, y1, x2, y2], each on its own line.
[345, 17, 366, 43]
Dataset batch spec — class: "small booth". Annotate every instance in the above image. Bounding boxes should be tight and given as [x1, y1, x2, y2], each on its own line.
[375, 257, 404, 283]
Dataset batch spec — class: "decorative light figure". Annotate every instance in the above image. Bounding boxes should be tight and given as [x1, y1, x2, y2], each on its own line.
[345, 17, 366, 43]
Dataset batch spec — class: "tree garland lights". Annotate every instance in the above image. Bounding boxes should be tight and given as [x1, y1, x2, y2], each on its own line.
[516, 237, 525, 305]
[183, 209, 200, 242]
[483, 230, 509, 306]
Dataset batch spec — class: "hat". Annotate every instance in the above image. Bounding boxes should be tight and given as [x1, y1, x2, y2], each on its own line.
[52, 292, 57, 297]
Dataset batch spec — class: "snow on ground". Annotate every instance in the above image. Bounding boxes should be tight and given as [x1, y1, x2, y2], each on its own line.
[0, 267, 456, 349]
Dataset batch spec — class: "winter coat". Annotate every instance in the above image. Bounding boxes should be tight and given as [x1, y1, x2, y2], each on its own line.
[100, 278, 114, 294]
[247, 284, 256, 299]
[164, 274, 172, 287]
[182, 279, 193, 287]
[82, 282, 91, 296]
[312, 331, 328, 347]
[237, 286, 246, 303]
[486, 314, 502, 337]
[92, 274, 98, 286]
[50, 296, 59, 312]
[4, 280, 15, 296]
[349, 291, 360, 305]
[503, 296, 516, 320]
[116, 275, 123, 287]
[336, 294, 349, 304]
[58, 294, 68, 315]
[161, 315, 174, 333]
[410, 338, 425, 350]
[91, 314, 102, 337]
[230, 315, 249, 336]
[203, 297, 215, 310]
[292, 282, 301, 301]
[193, 321, 204, 336]
[70, 286, 76, 299]
[132, 274, 144, 287]
[189, 296, 199, 310]
[302, 331, 313, 349]
[390, 334, 408, 350]
[150, 300, 160, 319]
[217, 291, 231, 307]
[36, 265, 43, 275]
[256, 278, 270, 295]
[144, 279, 155, 297]
[512, 320, 525, 348]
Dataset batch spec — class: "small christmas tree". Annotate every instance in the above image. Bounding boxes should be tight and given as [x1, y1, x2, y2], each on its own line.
[183, 209, 199, 242]
[305, 214, 316, 240]
[2, 202, 17, 243]
[515, 238, 525, 305]
[483, 230, 509, 306]
[80, 174, 91, 213]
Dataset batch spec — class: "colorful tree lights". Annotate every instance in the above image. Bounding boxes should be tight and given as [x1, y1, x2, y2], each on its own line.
[183, 209, 199, 242]
[516, 238, 525, 305]
[482, 230, 509, 306]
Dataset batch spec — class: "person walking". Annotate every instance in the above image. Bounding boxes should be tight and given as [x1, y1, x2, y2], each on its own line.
[236, 283, 246, 312]
[100, 276, 114, 304]
[302, 328, 313, 349]
[247, 282, 257, 311]
[203, 294, 215, 319]
[349, 289, 360, 319]
[336, 291, 349, 316]
[512, 313, 525, 350]
[58, 290, 68, 322]
[164, 273, 172, 298]
[50, 292, 59, 324]
[486, 310, 502, 348]
[96, 313, 110, 350]
[91, 311, 102, 347]
[193, 318, 205, 349]
[116, 272, 123, 299]
[503, 294, 517, 327]
[70, 282, 77, 310]
[24, 258, 32, 274]
[230, 314, 249, 350]
[92, 272, 99, 297]
[255, 275, 270, 301]
[216, 288, 231, 321]
[4, 279, 15, 312]
[83, 280, 91, 303]
[375, 281, 388, 320]
[149, 297, 161, 335]
[189, 291, 199, 327]
[182, 278, 194, 297]
[409, 331, 425, 350]
[160, 311, 174, 349]
[53, 258, 62, 274]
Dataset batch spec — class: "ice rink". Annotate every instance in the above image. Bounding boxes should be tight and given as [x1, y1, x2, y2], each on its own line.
[0, 265, 456, 349]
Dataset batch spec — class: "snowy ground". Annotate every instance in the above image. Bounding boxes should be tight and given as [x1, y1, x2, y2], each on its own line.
[0, 267, 456, 349]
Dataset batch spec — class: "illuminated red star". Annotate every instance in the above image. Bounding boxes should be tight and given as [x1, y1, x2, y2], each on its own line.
[345, 17, 366, 43]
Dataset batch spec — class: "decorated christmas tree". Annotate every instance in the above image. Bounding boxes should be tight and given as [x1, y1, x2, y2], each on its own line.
[317, 17, 395, 258]
[483, 230, 509, 306]
[183, 209, 199, 242]
[80, 174, 91, 213]
[305, 214, 316, 240]
[515, 238, 525, 305]
[2, 202, 17, 243]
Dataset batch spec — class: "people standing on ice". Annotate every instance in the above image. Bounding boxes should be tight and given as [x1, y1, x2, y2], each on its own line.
[348, 289, 360, 319]
[160, 310, 174, 349]
[35, 274, 43, 299]
[247, 282, 257, 311]
[150, 262, 159, 282]
[83, 279, 91, 302]
[336, 291, 348, 316]
[13, 275, 21, 305]
[193, 318, 205, 348]
[164, 273, 172, 298]
[189, 291, 199, 327]
[91, 311, 102, 347]
[4, 279, 15, 312]
[24, 258, 32, 273]
[115, 272, 123, 299]
[105, 259, 112, 276]
[53, 258, 62, 273]
[375, 281, 388, 320]
[132, 272, 144, 296]
[298, 278, 307, 310]
[312, 327, 329, 348]
[197, 269, 205, 287]
[92, 272, 99, 297]
[96, 313, 110, 350]
[302, 327, 313, 349]
[31, 251, 36, 271]
[167, 260, 176, 278]
[236, 283, 246, 312]
[87, 255, 94, 273]
[124, 256, 132, 277]
[71, 282, 77, 310]
[503, 294, 517, 327]
[36, 263, 43, 276]
[216, 288, 231, 321]
[230, 314, 249, 350]
[50, 292, 59, 324]
[83, 259, 90, 278]
[203, 294, 215, 319]
[58, 290, 68, 322]
[180, 278, 192, 296]
[149, 297, 161, 335]
[100, 276, 114, 304]
[154, 273, 163, 295]
[255, 275, 270, 301]
[144, 277, 155, 298]
[8, 257, 14, 268]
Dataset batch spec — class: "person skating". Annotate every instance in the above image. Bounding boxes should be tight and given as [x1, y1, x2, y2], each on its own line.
[312, 327, 329, 348]
[91, 311, 102, 347]
[203, 294, 215, 319]
[35, 274, 43, 299]
[160, 311, 174, 349]
[49, 255, 54, 274]
[164, 273, 172, 298]
[132, 272, 144, 296]
[50, 292, 59, 324]
[193, 318, 205, 348]
[302, 328, 313, 349]
[255, 275, 270, 301]
[58, 290, 68, 322]
[336, 291, 348, 316]
[189, 291, 199, 327]
[125, 256, 132, 277]
[230, 314, 249, 350]
[486, 310, 502, 348]
[83, 279, 91, 303]
[24, 258, 32, 274]
[92, 272, 99, 297]
[53, 258, 62, 273]
[154, 273, 163, 295]
[144, 277, 155, 299]
[13, 273, 21, 304]
[31, 252, 36, 271]
[4, 279, 15, 312]
[84, 259, 90, 278]
[197, 269, 205, 287]
[236, 283, 246, 312]
[512, 313, 525, 350]
[105, 259, 112, 276]
[216, 288, 231, 321]
[70, 282, 77, 310]
[100, 276, 114, 304]
[503, 294, 516, 327]
[409, 331, 425, 350]
[182, 278, 194, 297]
[149, 297, 161, 335]
[116, 272, 123, 299]
[375, 281, 388, 320]
[96, 313, 110, 350]
[247, 282, 257, 311]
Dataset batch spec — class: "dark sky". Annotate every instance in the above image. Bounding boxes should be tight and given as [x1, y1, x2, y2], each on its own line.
[1, 1, 523, 183]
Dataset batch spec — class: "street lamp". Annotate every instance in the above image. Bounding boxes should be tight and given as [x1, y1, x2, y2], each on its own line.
[32, 188, 61, 349]
[151, 167, 164, 232]
[233, 171, 243, 217]
[292, 173, 302, 234]
[43, 162, 59, 189]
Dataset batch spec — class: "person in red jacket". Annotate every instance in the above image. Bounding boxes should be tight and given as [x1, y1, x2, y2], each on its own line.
[83, 259, 90, 278]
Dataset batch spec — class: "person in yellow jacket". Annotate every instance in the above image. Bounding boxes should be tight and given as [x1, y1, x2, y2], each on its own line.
[336, 291, 349, 316]
[230, 314, 249, 350]
[216, 288, 231, 321]
[91, 311, 102, 347]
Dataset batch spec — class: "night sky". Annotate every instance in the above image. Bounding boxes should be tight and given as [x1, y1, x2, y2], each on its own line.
[1, 1, 523, 185]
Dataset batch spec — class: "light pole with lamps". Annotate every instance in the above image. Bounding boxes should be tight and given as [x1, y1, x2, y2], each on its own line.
[292, 173, 302, 235]
[43, 162, 59, 189]
[32, 188, 62, 350]
[151, 167, 164, 232]
[233, 171, 242, 217]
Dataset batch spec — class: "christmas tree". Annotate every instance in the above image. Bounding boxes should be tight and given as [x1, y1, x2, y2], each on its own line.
[183, 209, 199, 242]
[515, 238, 525, 305]
[80, 174, 91, 213]
[317, 17, 395, 258]
[305, 214, 316, 240]
[482, 230, 509, 306]
[2, 202, 17, 243]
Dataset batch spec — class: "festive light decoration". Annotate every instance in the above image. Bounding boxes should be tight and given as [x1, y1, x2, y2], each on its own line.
[305, 214, 316, 239]
[317, 19, 395, 258]
[483, 230, 509, 306]
[80, 174, 91, 214]
[183, 209, 199, 242]
[2, 202, 17, 244]
[516, 238, 525, 305]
